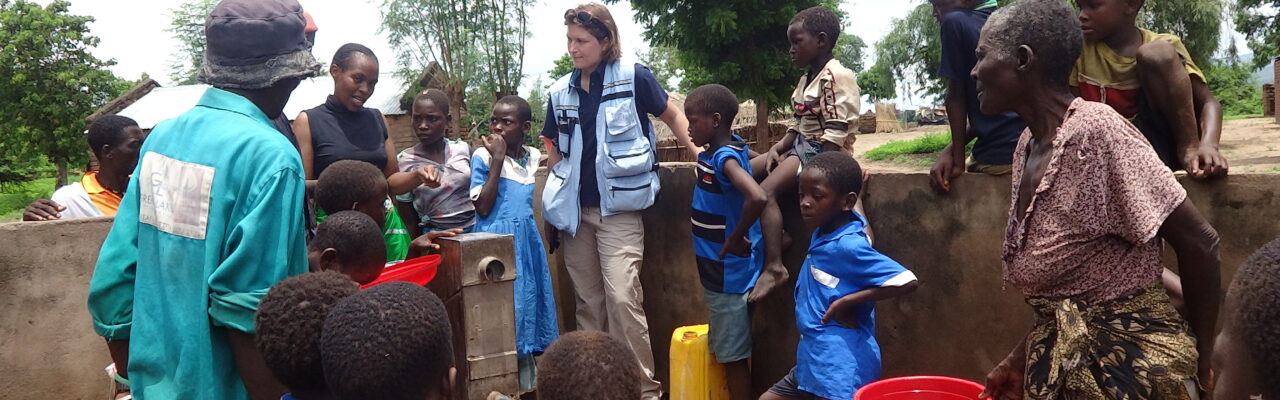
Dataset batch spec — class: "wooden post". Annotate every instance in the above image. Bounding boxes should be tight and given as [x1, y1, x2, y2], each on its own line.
[1264, 84, 1275, 118]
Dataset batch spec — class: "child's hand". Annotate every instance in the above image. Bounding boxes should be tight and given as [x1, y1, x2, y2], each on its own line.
[409, 228, 464, 256]
[483, 134, 507, 162]
[718, 234, 751, 259]
[416, 165, 442, 188]
[763, 149, 783, 173]
[820, 298, 859, 329]
[929, 147, 964, 194]
[1186, 146, 1228, 179]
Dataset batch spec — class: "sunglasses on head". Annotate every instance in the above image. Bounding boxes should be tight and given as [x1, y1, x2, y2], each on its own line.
[564, 9, 611, 39]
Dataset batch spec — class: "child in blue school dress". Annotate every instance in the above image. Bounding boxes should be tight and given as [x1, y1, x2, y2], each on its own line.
[470, 95, 560, 391]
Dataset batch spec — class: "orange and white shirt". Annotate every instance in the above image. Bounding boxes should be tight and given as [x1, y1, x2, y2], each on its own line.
[49, 172, 122, 218]
[1070, 29, 1204, 119]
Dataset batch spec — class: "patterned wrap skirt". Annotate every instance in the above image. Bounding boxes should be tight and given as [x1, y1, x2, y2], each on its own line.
[1023, 284, 1200, 399]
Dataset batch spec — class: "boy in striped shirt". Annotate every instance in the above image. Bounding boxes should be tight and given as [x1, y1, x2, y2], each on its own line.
[686, 84, 769, 400]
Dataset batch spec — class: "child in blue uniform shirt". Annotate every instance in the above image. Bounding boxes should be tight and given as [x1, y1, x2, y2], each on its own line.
[470, 95, 560, 391]
[685, 84, 769, 400]
[763, 152, 919, 400]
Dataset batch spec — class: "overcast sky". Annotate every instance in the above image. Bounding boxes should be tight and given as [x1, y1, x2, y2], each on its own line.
[44, 0, 1244, 107]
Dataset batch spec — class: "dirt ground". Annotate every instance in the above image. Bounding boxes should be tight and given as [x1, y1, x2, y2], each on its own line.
[852, 117, 1280, 174]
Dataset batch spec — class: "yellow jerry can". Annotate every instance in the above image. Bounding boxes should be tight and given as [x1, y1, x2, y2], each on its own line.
[669, 324, 729, 400]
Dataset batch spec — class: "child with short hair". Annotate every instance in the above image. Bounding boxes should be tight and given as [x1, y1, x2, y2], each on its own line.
[254, 271, 360, 400]
[307, 211, 387, 285]
[321, 282, 455, 400]
[762, 152, 918, 400]
[749, 5, 862, 302]
[1072, 0, 1227, 179]
[470, 95, 559, 391]
[684, 84, 768, 400]
[1211, 237, 1280, 399]
[537, 330, 642, 400]
[316, 159, 459, 263]
[396, 89, 476, 235]
[316, 159, 409, 263]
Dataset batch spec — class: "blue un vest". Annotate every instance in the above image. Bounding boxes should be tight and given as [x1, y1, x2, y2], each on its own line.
[541, 60, 660, 236]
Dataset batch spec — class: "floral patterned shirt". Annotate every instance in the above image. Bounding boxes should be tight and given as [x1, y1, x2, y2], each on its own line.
[396, 139, 476, 230]
[1002, 99, 1186, 304]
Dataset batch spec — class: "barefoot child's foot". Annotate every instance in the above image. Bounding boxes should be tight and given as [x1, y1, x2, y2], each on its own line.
[748, 261, 790, 303]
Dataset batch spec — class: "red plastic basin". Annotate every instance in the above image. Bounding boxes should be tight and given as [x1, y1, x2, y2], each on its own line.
[360, 254, 441, 289]
[855, 376, 985, 400]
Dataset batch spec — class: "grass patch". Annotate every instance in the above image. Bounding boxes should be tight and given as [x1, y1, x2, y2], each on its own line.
[878, 153, 943, 168]
[863, 132, 976, 167]
[1224, 114, 1264, 121]
[864, 132, 953, 161]
[0, 175, 80, 221]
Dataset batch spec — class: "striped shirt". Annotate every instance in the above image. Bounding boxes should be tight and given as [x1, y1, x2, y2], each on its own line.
[690, 138, 763, 294]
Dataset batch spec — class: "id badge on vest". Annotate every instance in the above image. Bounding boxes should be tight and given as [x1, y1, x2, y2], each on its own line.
[554, 105, 579, 157]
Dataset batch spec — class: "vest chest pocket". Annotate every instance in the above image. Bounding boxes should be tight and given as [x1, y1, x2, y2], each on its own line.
[601, 99, 654, 178]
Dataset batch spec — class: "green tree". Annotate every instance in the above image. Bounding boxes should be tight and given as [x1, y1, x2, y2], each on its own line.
[637, 46, 684, 89]
[165, 0, 216, 85]
[475, 0, 533, 100]
[1234, 0, 1280, 69]
[525, 76, 549, 151]
[1206, 41, 1262, 116]
[835, 33, 867, 73]
[549, 53, 575, 79]
[0, 0, 128, 187]
[859, 62, 897, 102]
[869, 3, 944, 103]
[380, 0, 535, 139]
[626, 0, 837, 140]
[1137, 0, 1222, 68]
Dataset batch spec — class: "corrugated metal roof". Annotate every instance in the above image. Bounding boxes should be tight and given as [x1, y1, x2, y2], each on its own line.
[117, 74, 408, 130]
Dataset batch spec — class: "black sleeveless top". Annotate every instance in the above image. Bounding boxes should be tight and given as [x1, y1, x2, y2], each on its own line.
[307, 95, 389, 177]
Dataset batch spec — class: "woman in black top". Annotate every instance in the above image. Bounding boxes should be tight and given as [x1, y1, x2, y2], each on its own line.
[293, 43, 430, 195]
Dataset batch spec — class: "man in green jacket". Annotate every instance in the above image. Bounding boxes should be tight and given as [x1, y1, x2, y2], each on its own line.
[87, 0, 321, 398]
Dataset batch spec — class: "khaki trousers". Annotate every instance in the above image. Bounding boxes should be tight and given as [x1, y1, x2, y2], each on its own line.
[561, 207, 661, 399]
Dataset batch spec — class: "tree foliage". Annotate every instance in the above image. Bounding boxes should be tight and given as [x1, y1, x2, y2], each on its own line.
[869, 3, 944, 103]
[0, 0, 128, 186]
[626, 0, 838, 115]
[380, 0, 534, 139]
[859, 62, 897, 102]
[637, 46, 683, 89]
[549, 53, 575, 80]
[1206, 41, 1262, 116]
[835, 33, 867, 73]
[1234, 0, 1280, 69]
[1137, 0, 1222, 68]
[165, 0, 216, 85]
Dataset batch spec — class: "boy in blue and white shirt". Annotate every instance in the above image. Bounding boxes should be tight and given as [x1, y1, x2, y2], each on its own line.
[686, 85, 770, 400]
[764, 152, 919, 400]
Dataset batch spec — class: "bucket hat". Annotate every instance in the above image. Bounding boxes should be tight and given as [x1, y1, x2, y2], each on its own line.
[197, 0, 322, 89]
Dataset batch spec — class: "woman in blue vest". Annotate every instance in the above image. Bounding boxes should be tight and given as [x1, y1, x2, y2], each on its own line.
[540, 4, 698, 399]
